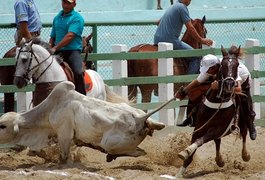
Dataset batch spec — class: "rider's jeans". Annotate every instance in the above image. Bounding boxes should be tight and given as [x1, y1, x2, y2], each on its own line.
[154, 35, 201, 74]
[57, 50, 86, 95]
[172, 39, 201, 74]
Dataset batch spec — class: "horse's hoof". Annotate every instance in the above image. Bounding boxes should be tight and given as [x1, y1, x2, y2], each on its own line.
[176, 166, 186, 178]
[215, 157, 225, 167]
[178, 150, 188, 161]
[242, 153, 251, 162]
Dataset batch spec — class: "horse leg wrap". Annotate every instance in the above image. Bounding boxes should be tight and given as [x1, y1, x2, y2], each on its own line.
[177, 166, 186, 177]
[178, 143, 198, 161]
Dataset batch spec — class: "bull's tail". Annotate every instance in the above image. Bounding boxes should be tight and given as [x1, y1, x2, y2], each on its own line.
[105, 84, 135, 104]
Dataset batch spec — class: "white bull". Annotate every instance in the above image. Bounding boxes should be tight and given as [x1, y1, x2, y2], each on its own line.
[0, 81, 171, 162]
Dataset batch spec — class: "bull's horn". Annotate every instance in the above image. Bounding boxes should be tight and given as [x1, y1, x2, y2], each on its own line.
[146, 120, 165, 130]
[138, 96, 176, 121]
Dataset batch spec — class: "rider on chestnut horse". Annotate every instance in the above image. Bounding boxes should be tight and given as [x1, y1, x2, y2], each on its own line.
[154, 0, 213, 74]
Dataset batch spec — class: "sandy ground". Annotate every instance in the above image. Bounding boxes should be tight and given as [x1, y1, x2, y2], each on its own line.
[0, 126, 264, 180]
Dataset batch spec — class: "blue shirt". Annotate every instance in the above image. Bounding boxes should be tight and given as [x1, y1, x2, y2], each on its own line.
[14, 0, 42, 32]
[50, 10, 84, 51]
[154, 2, 191, 44]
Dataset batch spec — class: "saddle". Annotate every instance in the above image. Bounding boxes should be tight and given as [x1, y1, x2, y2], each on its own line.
[60, 61, 93, 92]
[60, 61, 74, 83]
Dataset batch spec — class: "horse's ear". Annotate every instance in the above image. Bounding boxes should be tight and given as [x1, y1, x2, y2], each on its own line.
[27, 39, 34, 48]
[235, 45, 241, 57]
[202, 16, 206, 24]
[19, 38, 26, 46]
[221, 45, 228, 56]
[237, 45, 241, 53]
[86, 32, 93, 41]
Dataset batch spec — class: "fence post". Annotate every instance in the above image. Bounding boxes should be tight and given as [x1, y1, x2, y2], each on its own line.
[158, 42, 174, 125]
[17, 92, 32, 112]
[111, 44, 128, 97]
[245, 38, 261, 119]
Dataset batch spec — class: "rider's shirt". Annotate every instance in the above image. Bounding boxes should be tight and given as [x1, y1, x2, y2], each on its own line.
[197, 61, 251, 84]
[50, 9, 84, 51]
[237, 62, 251, 84]
[154, 2, 191, 44]
[14, 0, 42, 32]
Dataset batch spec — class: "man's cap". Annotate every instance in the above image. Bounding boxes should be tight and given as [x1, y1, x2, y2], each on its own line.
[66, 0, 76, 3]
[200, 54, 220, 73]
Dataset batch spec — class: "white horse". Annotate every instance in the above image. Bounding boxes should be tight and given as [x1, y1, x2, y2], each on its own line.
[13, 38, 127, 106]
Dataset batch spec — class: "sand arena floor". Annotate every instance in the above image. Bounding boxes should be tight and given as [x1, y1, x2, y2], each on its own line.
[0, 126, 264, 180]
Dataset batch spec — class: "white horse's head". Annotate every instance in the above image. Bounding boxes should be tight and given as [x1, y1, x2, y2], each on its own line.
[13, 38, 53, 88]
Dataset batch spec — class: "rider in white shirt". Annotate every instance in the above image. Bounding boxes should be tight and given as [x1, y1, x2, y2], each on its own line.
[176, 53, 257, 140]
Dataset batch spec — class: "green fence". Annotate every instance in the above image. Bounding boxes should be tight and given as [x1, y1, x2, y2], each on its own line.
[1, 47, 265, 112]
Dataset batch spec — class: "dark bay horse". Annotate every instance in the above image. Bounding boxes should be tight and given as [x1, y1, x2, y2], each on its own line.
[177, 45, 250, 177]
[0, 33, 94, 113]
[127, 16, 207, 104]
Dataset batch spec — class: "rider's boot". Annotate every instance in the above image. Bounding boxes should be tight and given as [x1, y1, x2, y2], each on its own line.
[177, 117, 193, 127]
[177, 104, 197, 127]
[248, 112, 257, 140]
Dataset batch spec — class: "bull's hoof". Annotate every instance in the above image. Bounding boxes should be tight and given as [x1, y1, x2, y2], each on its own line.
[10, 145, 26, 152]
[178, 150, 189, 161]
[106, 154, 117, 162]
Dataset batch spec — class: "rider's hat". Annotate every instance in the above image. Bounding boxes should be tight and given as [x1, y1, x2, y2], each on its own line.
[200, 54, 219, 73]
[65, 0, 76, 3]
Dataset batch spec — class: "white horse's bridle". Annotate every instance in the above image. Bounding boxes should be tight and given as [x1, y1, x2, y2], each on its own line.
[15, 43, 54, 83]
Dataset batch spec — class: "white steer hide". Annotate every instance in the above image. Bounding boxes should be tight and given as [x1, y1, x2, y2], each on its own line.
[0, 81, 165, 162]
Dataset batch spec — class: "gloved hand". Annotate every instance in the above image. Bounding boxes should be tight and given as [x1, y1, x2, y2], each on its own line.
[211, 80, 218, 90]
[175, 86, 187, 100]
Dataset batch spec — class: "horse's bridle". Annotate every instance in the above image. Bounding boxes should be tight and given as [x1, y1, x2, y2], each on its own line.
[15, 44, 53, 83]
[216, 55, 238, 99]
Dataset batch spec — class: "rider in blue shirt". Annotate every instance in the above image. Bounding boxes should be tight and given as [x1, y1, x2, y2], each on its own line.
[14, 0, 42, 45]
[154, 0, 213, 74]
[49, 0, 86, 95]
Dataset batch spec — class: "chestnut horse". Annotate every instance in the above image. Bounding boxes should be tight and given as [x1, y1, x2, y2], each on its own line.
[127, 16, 207, 104]
[177, 45, 250, 177]
[0, 33, 94, 113]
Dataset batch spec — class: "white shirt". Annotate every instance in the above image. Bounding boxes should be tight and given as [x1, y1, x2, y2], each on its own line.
[237, 62, 251, 84]
[196, 62, 251, 84]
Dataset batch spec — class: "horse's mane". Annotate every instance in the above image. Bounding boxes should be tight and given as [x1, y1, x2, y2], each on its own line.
[31, 38, 53, 54]
[228, 45, 244, 59]
[27, 37, 63, 63]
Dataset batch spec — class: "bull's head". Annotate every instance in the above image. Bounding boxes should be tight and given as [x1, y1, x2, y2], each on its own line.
[0, 112, 20, 143]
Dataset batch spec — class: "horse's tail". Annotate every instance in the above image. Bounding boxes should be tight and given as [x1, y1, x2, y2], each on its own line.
[105, 84, 135, 104]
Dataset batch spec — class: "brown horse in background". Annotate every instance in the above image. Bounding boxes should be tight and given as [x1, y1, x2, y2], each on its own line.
[0, 47, 16, 113]
[127, 16, 207, 104]
[177, 45, 250, 177]
[0, 33, 94, 113]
